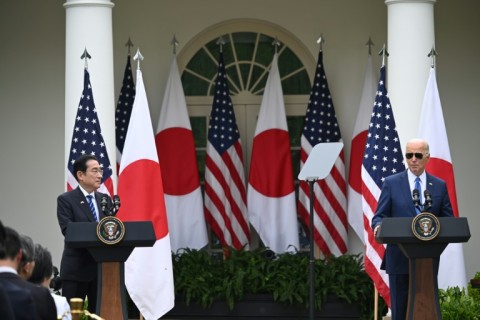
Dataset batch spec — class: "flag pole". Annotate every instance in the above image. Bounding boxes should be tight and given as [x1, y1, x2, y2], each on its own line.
[374, 287, 378, 320]
[125, 37, 133, 55]
[427, 46, 437, 69]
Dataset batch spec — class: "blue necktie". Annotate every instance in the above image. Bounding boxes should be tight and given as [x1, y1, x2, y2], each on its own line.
[86, 195, 98, 222]
[414, 177, 422, 206]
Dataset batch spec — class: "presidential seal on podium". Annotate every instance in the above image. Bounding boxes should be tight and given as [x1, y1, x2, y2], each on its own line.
[412, 212, 440, 241]
[97, 216, 125, 245]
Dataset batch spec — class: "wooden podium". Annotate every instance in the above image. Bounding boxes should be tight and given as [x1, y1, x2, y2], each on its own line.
[65, 221, 156, 320]
[376, 217, 470, 320]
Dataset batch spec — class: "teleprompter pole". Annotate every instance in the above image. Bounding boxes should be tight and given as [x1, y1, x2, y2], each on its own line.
[307, 177, 318, 320]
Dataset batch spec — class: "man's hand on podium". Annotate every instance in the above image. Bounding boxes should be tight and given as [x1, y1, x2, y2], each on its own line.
[374, 225, 380, 237]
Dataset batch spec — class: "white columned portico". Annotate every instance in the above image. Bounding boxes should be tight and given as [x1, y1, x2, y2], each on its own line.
[385, 0, 436, 150]
[64, 0, 116, 189]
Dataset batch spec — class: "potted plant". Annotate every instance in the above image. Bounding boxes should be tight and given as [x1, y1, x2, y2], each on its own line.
[470, 271, 480, 288]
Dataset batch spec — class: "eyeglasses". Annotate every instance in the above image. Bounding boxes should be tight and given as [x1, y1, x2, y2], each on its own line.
[87, 168, 104, 175]
[405, 152, 426, 160]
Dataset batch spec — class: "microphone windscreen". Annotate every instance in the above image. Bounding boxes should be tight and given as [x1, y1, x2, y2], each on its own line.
[424, 189, 432, 198]
[413, 189, 419, 198]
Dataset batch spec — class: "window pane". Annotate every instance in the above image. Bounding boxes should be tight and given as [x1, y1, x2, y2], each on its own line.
[185, 48, 218, 80]
[249, 65, 268, 94]
[287, 116, 304, 147]
[255, 34, 279, 66]
[291, 149, 300, 183]
[182, 72, 210, 96]
[226, 64, 241, 94]
[190, 116, 207, 147]
[282, 70, 311, 95]
[232, 32, 256, 61]
[197, 150, 206, 181]
[279, 47, 303, 76]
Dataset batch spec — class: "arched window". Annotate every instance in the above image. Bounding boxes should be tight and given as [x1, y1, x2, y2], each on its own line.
[181, 32, 311, 96]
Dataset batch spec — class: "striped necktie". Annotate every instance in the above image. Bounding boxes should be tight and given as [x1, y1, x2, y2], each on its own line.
[86, 195, 98, 222]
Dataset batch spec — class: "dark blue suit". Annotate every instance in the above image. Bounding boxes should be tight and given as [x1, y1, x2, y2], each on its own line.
[371, 170, 453, 320]
[0, 271, 57, 319]
[0, 279, 30, 319]
[57, 187, 111, 313]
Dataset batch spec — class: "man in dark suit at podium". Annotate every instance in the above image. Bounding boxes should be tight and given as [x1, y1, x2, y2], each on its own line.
[371, 138, 453, 320]
[57, 154, 112, 313]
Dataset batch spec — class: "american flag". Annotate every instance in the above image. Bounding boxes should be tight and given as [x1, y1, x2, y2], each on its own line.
[361, 65, 404, 307]
[204, 51, 250, 249]
[297, 50, 347, 256]
[115, 55, 135, 169]
[67, 68, 113, 196]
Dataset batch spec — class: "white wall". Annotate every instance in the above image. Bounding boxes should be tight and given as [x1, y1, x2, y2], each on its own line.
[1, 0, 479, 285]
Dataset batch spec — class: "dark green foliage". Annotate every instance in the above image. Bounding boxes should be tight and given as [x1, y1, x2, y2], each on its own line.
[439, 286, 480, 320]
[468, 272, 480, 307]
[172, 248, 386, 320]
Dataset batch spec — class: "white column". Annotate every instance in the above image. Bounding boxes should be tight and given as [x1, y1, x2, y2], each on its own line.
[64, 0, 116, 189]
[385, 0, 436, 151]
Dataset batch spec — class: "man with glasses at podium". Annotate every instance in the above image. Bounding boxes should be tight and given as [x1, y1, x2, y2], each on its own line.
[57, 154, 112, 314]
[371, 138, 453, 320]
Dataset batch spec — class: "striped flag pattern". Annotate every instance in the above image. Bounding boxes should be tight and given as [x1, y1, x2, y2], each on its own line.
[361, 65, 405, 307]
[297, 51, 348, 256]
[204, 51, 250, 249]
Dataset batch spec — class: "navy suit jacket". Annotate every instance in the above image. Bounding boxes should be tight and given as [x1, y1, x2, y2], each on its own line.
[0, 271, 57, 320]
[57, 187, 112, 282]
[371, 170, 453, 274]
[0, 279, 28, 320]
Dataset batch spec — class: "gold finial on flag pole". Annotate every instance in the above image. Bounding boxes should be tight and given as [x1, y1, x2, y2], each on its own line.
[317, 34, 325, 52]
[125, 38, 134, 55]
[171, 35, 179, 55]
[133, 48, 144, 71]
[80, 48, 91, 70]
[379, 43, 389, 67]
[428, 47, 437, 69]
[272, 37, 281, 54]
[366, 37, 374, 55]
[216, 36, 226, 53]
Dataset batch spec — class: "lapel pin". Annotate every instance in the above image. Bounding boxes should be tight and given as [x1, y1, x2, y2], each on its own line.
[80, 201, 85, 204]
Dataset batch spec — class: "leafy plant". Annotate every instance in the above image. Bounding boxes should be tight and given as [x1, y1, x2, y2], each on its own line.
[171, 248, 386, 320]
[439, 286, 480, 320]
[468, 272, 480, 306]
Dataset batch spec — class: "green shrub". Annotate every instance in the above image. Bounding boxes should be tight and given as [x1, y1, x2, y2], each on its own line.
[468, 272, 480, 306]
[439, 287, 480, 320]
[171, 248, 387, 320]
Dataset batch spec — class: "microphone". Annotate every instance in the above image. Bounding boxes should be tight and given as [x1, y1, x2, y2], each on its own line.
[412, 189, 421, 208]
[100, 196, 108, 215]
[113, 195, 121, 214]
[424, 189, 433, 211]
